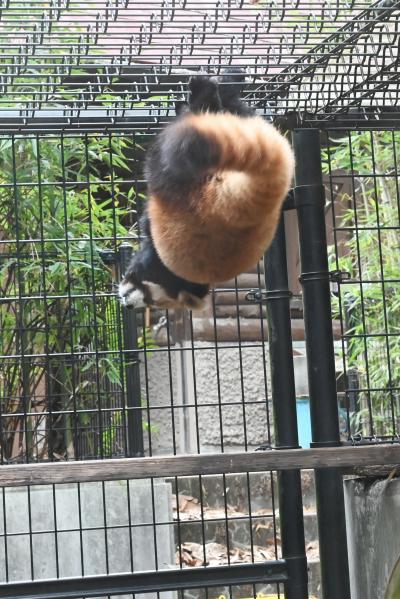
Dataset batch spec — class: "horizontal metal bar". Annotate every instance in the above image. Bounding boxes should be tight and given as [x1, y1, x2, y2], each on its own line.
[309, 117, 400, 130]
[1, 111, 399, 133]
[0, 111, 169, 134]
[0, 563, 288, 599]
[0, 107, 273, 134]
[0, 445, 399, 487]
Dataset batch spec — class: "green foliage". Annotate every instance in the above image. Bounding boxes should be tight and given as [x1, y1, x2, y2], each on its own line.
[101, 411, 123, 456]
[0, 11, 162, 461]
[322, 131, 400, 436]
[0, 132, 144, 460]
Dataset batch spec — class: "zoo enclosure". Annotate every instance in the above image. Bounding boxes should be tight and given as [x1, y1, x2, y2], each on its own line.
[0, 1, 400, 599]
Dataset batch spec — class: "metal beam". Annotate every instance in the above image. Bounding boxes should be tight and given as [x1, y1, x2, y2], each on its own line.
[0, 562, 288, 599]
[293, 127, 351, 599]
[264, 215, 309, 599]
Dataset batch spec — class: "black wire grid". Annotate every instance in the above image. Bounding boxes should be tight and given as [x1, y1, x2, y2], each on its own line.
[0, 0, 399, 130]
[0, 128, 285, 594]
[326, 129, 400, 444]
[0, 1, 399, 598]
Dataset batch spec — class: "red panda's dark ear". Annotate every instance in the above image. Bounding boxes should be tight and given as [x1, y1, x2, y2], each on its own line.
[175, 101, 190, 116]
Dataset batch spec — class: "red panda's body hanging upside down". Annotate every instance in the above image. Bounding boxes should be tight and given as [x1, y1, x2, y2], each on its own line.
[119, 71, 295, 310]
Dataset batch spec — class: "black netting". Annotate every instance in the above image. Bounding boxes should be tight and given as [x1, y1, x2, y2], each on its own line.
[0, 0, 399, 131]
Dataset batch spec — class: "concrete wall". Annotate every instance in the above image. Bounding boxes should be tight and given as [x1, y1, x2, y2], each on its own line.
[0, 480, 175, 599]
[142, 340, 311, 455]
[344, 477, 400, 599]
[141, 341, 274, 454]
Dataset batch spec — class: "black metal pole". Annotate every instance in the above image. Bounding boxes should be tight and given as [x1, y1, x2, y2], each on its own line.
[118, 244, 144, 457]
[292, 128, 351, 599]
[264, 215, 309, 599]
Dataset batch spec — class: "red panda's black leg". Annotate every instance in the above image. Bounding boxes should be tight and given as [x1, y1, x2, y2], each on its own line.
[188, 75, 222, 113]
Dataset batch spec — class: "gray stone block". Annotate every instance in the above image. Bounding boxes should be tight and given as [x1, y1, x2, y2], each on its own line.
[141, 341, 272, 455]
[344, 477, 400, 599]
[0, 480, 176, 599]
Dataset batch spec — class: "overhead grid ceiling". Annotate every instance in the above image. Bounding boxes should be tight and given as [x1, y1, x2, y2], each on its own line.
[0, 0, 399, 130]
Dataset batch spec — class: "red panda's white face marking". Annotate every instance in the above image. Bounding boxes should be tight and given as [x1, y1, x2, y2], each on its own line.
[118, 280, 146, 308]
[118, 279, 208, 311]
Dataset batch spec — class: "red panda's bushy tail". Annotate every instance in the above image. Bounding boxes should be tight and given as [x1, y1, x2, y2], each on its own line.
[144, 113, 294, 212]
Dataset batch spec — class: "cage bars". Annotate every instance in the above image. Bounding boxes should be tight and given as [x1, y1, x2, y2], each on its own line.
[263, 215, 308, 599]
[326, 128, 400, 442]
[0, 1, 399, 597]
[0, 562, 289, 599]
[118, 243, 144, 457]
[1, 0, 400, 127]
[293, 128, 351, 599]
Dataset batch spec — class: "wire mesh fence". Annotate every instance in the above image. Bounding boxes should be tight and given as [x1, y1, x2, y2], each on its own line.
[325, 128, 400, 443]
[0, 131, 136, 463]
[0, 473, 289, 598]
[0, 127, 280, 464]
[0, 115, 303, 598]
[0, 121, 287, 595]
[0, 0, 399, 130]
[1, 0, 400, 598]
[2, 131, 398, 466]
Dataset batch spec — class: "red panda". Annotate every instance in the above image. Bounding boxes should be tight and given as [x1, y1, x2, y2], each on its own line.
[119, 71, 294, 310]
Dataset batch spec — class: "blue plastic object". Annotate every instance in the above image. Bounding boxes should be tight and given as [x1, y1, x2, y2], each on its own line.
[296, 397, 312, 448]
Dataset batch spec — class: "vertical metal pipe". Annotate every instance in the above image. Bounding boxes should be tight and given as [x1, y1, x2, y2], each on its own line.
[292, 128, 351, 599]
[173, 310, 197, 454]
[264, 216, 308, 599]
[118, 244, 144, 457]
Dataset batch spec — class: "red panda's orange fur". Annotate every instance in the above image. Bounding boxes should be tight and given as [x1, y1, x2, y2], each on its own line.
[148, 112, 295, 284]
